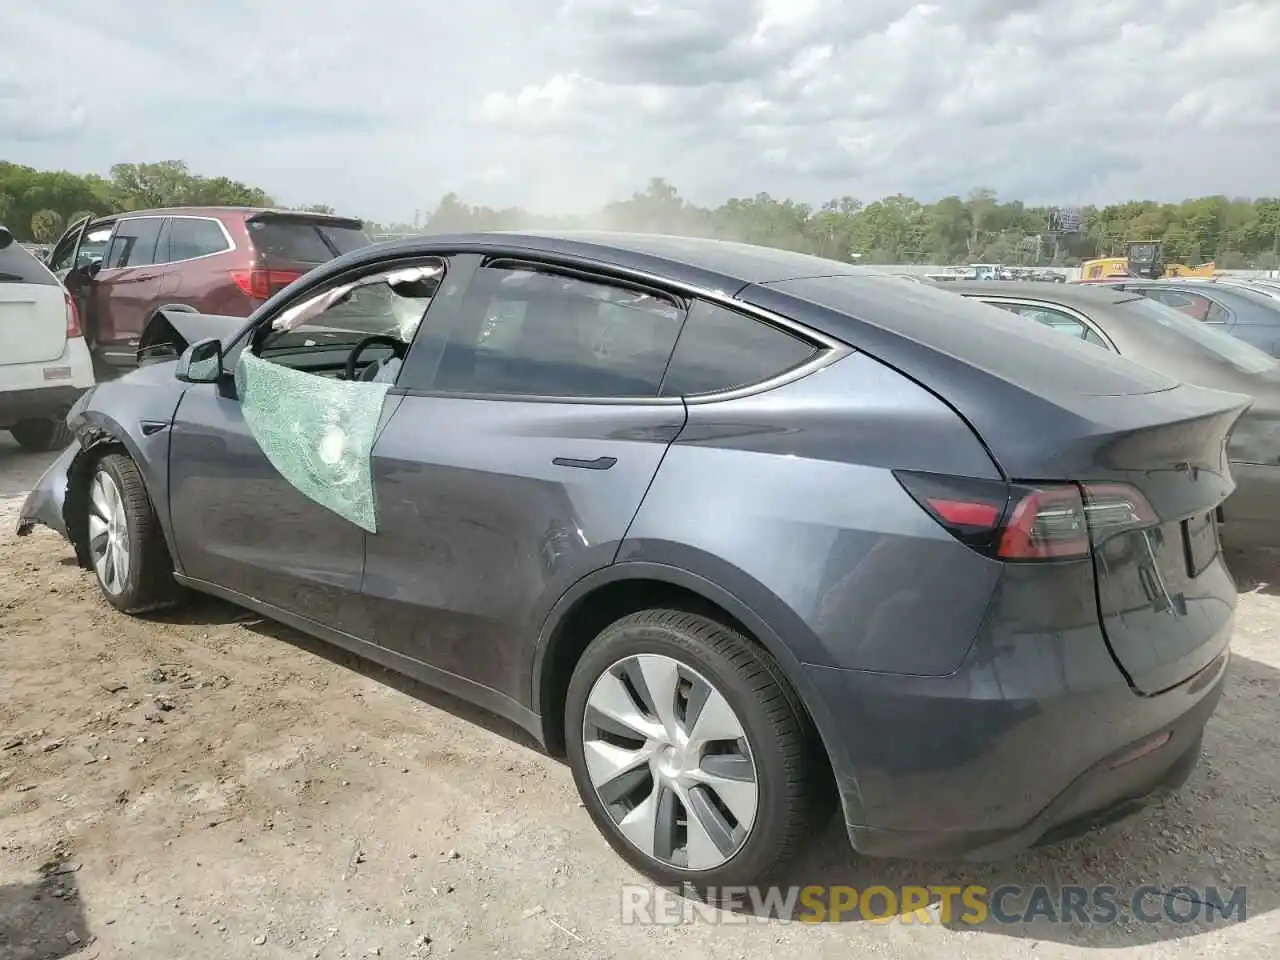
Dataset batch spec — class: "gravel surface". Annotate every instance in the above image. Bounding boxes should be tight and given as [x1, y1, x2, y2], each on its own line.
[1, 435, 1277, 960]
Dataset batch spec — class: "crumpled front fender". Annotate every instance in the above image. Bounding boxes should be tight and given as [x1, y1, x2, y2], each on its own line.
[14, 442, 80, 541]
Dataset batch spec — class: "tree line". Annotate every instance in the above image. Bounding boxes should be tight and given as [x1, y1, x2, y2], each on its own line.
[5, 160, 1279, 269]
[0, 160, 334, 246]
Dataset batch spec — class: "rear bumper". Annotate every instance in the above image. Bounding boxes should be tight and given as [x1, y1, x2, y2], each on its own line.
[14, 442, 79, 540]
[0, 339, 94, 426]
[1221, 461, 1280, 548]
[0, 385, 86, 426]
[805, 632, 1230, 861]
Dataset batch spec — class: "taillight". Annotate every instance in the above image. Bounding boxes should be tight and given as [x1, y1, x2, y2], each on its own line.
[997, 486, 1090, 560]
[895, 471, 1157, 562]
[64, 291, 81, 338]
[230, 268, 303, 300]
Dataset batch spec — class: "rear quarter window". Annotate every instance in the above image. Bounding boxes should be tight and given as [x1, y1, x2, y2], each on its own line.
[767, 276, 1177, 398]
[0, 242, 58, 285]
[170, 218, 231, 260]
[661, 300, 818, 396]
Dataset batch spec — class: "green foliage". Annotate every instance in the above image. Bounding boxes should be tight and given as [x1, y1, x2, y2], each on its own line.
[411, 178, 1280, 268]
[30, 209, 64, 242]
[0, 160, 281, 242]
[6, 160, 1280, 268]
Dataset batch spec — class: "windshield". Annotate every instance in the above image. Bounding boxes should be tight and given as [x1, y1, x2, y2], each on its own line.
[1120, 295, 1278, 374]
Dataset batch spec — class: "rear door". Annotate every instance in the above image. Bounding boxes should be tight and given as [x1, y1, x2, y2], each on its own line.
[245, 212, 370, 297]
[92, 216, 167, 351]
[362, 256, 687, 703]
[0, 241, 66, 366]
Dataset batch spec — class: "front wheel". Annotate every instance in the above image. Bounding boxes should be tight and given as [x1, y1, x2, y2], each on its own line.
[86, 453, 182, 614]
[10, 417, 72, 452]
[565, 609, 817, 888]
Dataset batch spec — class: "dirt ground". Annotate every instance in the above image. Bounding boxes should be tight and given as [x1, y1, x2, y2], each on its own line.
[1, 435, 1278, 960]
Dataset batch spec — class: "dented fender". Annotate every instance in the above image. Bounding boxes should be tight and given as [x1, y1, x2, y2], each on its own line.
[15, 442, 80, 541]
[15, 362, 190, 567]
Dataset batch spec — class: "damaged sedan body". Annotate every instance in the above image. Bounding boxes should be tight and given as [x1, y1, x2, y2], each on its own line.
[16, 232, 1245, 889]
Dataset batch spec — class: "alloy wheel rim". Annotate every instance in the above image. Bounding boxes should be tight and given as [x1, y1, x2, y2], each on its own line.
[582, 653, 758, 871]
[87, 470, 129, 596]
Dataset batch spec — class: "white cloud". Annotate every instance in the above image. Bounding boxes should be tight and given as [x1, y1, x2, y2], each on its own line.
[1, 0, 1277, 222]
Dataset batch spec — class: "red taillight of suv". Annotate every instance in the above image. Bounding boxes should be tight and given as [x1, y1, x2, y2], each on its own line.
[895, 471, 1158, 561]
[64, 291, 82, 338]
[230, 268, 304, 301]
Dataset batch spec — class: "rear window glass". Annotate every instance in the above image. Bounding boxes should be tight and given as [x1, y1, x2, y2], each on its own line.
[1120, 296, 1278, 374]
[248, 220, 369, 263]
[0, 241, 57, 285]
[767, 275, 1177, 398]
[323, 227, 370, 255]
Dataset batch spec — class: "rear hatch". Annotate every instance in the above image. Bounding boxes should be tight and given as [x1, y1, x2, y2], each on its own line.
[1067, 388, 1245, 694]
[0, 243, 67, 366]
[745, 275, 1249, 695]
[244, 212, 371, 297]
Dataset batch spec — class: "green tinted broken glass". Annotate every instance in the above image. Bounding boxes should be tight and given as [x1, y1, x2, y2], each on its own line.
[235, 352, 390, 533]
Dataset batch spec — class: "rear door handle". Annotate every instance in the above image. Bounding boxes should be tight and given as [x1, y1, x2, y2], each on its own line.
[552, 456, 617, 471]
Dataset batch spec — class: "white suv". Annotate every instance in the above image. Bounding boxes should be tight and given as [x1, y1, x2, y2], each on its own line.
[0, 227, 95, 451]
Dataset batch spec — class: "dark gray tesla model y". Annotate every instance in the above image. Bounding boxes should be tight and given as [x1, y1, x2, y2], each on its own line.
[17, 232, 1245, 886]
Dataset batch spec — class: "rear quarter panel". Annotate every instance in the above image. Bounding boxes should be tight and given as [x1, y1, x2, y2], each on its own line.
[620, 350, 1005, 677]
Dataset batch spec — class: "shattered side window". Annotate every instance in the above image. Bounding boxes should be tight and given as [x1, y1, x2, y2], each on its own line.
[235, 353, 389, 532]
[258, 261, 443, 378]
[235, 258, 446, 531]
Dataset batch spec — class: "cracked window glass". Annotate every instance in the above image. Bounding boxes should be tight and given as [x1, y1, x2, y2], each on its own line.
[235, 259, 445, 531]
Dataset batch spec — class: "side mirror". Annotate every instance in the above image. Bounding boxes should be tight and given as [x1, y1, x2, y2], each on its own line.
[83, 261, 102, 280]
[0, 226, 12, 250]
[176, 338, 223, 383]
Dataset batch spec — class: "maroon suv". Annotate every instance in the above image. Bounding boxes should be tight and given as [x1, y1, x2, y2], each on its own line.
[48, 207, 370, 374]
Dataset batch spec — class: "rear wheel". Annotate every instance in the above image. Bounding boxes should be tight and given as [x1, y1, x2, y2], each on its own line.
[10, 417, 72, 452]
[86, 453, 182, 614]
[565, 609, 816, 888]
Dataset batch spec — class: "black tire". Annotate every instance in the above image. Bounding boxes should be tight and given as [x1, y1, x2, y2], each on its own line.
[10, 417, 73, 452]
[565, 609, 816, 888]
[86, 453, 182, 615]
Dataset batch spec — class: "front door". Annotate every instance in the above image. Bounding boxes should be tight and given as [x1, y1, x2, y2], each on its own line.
[167, 378, 373, 631]
[166, 255, 443, 632]
[363, 258, 688, 703]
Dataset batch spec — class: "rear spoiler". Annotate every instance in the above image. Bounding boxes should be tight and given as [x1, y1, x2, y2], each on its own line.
[137, 309, 245, 365]
[245, 210, 364, 231]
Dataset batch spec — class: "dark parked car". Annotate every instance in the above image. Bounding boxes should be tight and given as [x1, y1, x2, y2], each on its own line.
[46, 207, 370, 375]
[941, 281, 1280, 547]
[1098, 279, 1280, 357]
[18, 233, 1243, 886]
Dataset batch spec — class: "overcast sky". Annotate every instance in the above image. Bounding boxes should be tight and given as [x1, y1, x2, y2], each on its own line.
[3, 0, 1277, 221]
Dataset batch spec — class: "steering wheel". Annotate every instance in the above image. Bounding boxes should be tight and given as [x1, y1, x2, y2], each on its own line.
[345, 335, 406, 382]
